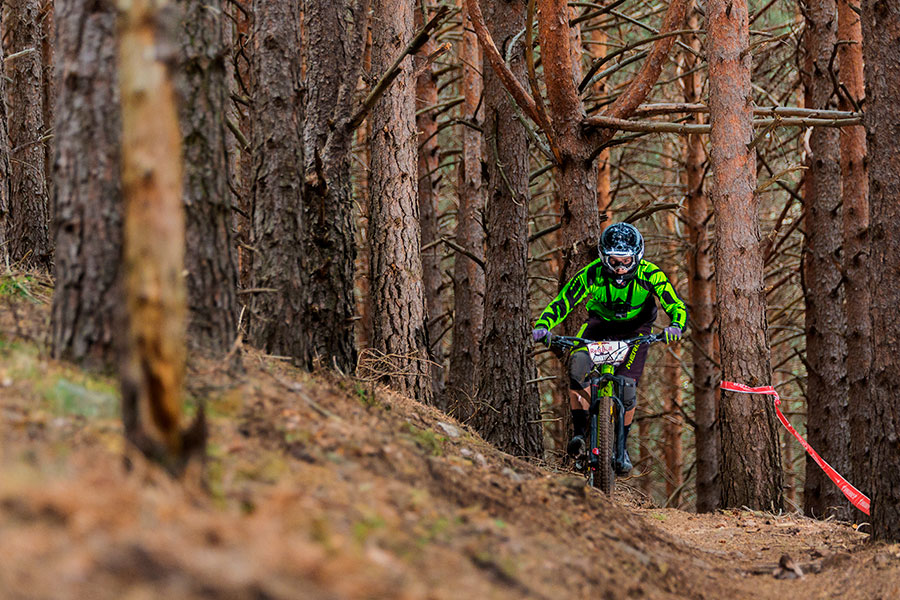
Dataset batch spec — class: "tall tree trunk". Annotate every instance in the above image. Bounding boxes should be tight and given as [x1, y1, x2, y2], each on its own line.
[587, 26, 611, 218]
[50, 0, 122, 369]
[802, 0, 851, 520]
[177, 0, 239, 356]
[353, 27, 373, 352]
[682, 7, 718, 512]
[416, 5, 445, 399]
[838, 0, 871, 505]
[472, 0, 542, 458]
[369, 0, 432, 403]
[0, 8, 11, 266]
[860, 0, 900, 542]
[40, 0, 55, 205]
[247, 0, 305, 359]
[118, 0, 204, 474]
[707, 0, 783, 511]
[300, 0, 367, 373]
[231, 0, 253, 292]
[448, 0, 485, 420]
[538, 0, 599, 283]
[662, 213, 684, 506]
[6, 0, 51, 270]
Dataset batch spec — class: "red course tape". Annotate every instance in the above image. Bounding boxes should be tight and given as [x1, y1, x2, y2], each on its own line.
[720, 381, 870, 516]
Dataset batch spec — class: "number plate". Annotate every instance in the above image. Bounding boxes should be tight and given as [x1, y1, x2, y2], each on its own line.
[587, 340, 630, 366]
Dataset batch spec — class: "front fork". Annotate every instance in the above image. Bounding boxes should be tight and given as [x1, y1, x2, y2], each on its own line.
[589, 374, 628, 471]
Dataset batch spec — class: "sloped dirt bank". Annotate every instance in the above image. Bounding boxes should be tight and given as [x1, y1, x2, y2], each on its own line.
[1, 297, 898, 599]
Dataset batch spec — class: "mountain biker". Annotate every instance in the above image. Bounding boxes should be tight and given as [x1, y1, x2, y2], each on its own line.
[531, 222, 687, 474]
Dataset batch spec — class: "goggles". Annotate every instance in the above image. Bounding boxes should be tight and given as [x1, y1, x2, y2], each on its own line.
[605, 255, 634, 269]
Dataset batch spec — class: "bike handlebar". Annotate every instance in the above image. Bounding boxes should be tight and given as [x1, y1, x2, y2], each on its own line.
[545, 332, 666, 350]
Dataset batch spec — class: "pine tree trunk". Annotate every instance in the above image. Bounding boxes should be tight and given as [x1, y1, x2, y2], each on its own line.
[802, 0, 851, 520]
[416, 6, 445, 400]
[232, 0, 253, 292]
[662, 213, 683, 506]
[300, 0, 366, 373]
[177, 0, 239, 356]
[0, 8, 12, 266]
[448, 1, 485, 420]
[860, 0, 900, 542]
[682, 8, 719, 513]
[838, 0, 871, 505]
[6, 0, 51, 270]
[118, 0, 204, 474]
[41, 0, 55, 205]
[707, 0, 783, 511]
[50, 0, 123, 369]
[472, 0, 542, 458]
[369, 0, 432, 403]
[538, 0, 600, 283]
[247, 0, 305, 359]
[353, 30, 373, 353]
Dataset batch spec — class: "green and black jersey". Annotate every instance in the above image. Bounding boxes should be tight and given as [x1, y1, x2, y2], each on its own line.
[534, 258, 688, 334]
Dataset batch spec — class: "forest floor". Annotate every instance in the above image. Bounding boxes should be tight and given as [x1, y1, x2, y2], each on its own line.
[0, 279, 898, 599]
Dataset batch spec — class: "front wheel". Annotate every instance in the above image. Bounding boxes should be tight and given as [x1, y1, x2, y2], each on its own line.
[589, 395, 616, 494]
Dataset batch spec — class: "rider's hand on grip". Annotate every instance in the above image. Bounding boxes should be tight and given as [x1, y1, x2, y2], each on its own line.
[663, 326, 682, 344]
[532, 327, 551, 346]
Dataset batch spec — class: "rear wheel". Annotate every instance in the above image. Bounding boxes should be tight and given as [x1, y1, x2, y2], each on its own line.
[589, 395, 616, 494]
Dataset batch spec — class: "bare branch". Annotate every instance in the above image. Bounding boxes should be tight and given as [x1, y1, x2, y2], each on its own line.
[464, 0, 555, 143]
[584, 114, 862, 134]
[589, 0, 690, 144]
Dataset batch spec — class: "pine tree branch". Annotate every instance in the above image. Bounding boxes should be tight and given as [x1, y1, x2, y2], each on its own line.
[463, 0, 555, 149]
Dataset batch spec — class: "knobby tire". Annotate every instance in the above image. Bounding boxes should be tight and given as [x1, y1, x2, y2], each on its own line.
[591, 395, 615, 494]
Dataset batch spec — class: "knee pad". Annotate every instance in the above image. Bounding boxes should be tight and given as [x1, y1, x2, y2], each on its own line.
[621, 376, 637, 411]
[569, 351, 592, 390]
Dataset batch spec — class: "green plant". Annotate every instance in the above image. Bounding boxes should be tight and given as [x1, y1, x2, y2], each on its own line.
[0, 274, 36, 301]
[401, 422, 446, 456]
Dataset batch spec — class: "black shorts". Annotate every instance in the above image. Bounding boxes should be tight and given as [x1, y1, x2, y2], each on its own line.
[568, 317, 653, 391]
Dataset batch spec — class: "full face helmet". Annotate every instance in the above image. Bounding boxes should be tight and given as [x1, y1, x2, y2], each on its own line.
[599, 222, 644, 281]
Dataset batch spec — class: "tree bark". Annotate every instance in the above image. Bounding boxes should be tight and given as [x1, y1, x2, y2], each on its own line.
[662, 213, 684, 506]
[416, 5, 445, 400]
[246, 0, 305, 359]
[117, 0, 204, 474]
[838, 0, 871, 506]
[681, 7, 718, 513]
[471, 0, 542, 458]
[300, 0, 367, 373]
[0, 8, 11, 266]
[369, 0, 432, 403]
[707, 0, 783, 511]
[6, 0, 51, 270]
[50, 0, 122, 369]
[447, 1, 485, 420]
[41, 0, 55, 205]
[538, 0, 599, 281]
[177, 0, 239, 356]
[801, 0, 851, 520]
[231, 0, 253, 292]
[860, 0, 900, 542]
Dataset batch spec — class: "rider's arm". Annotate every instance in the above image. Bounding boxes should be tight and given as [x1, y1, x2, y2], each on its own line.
[646, 266, 688, 331]
[534, 263, 593, 331]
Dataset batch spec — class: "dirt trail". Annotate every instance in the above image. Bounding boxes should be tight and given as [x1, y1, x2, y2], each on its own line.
[1, 297, 898, 599]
